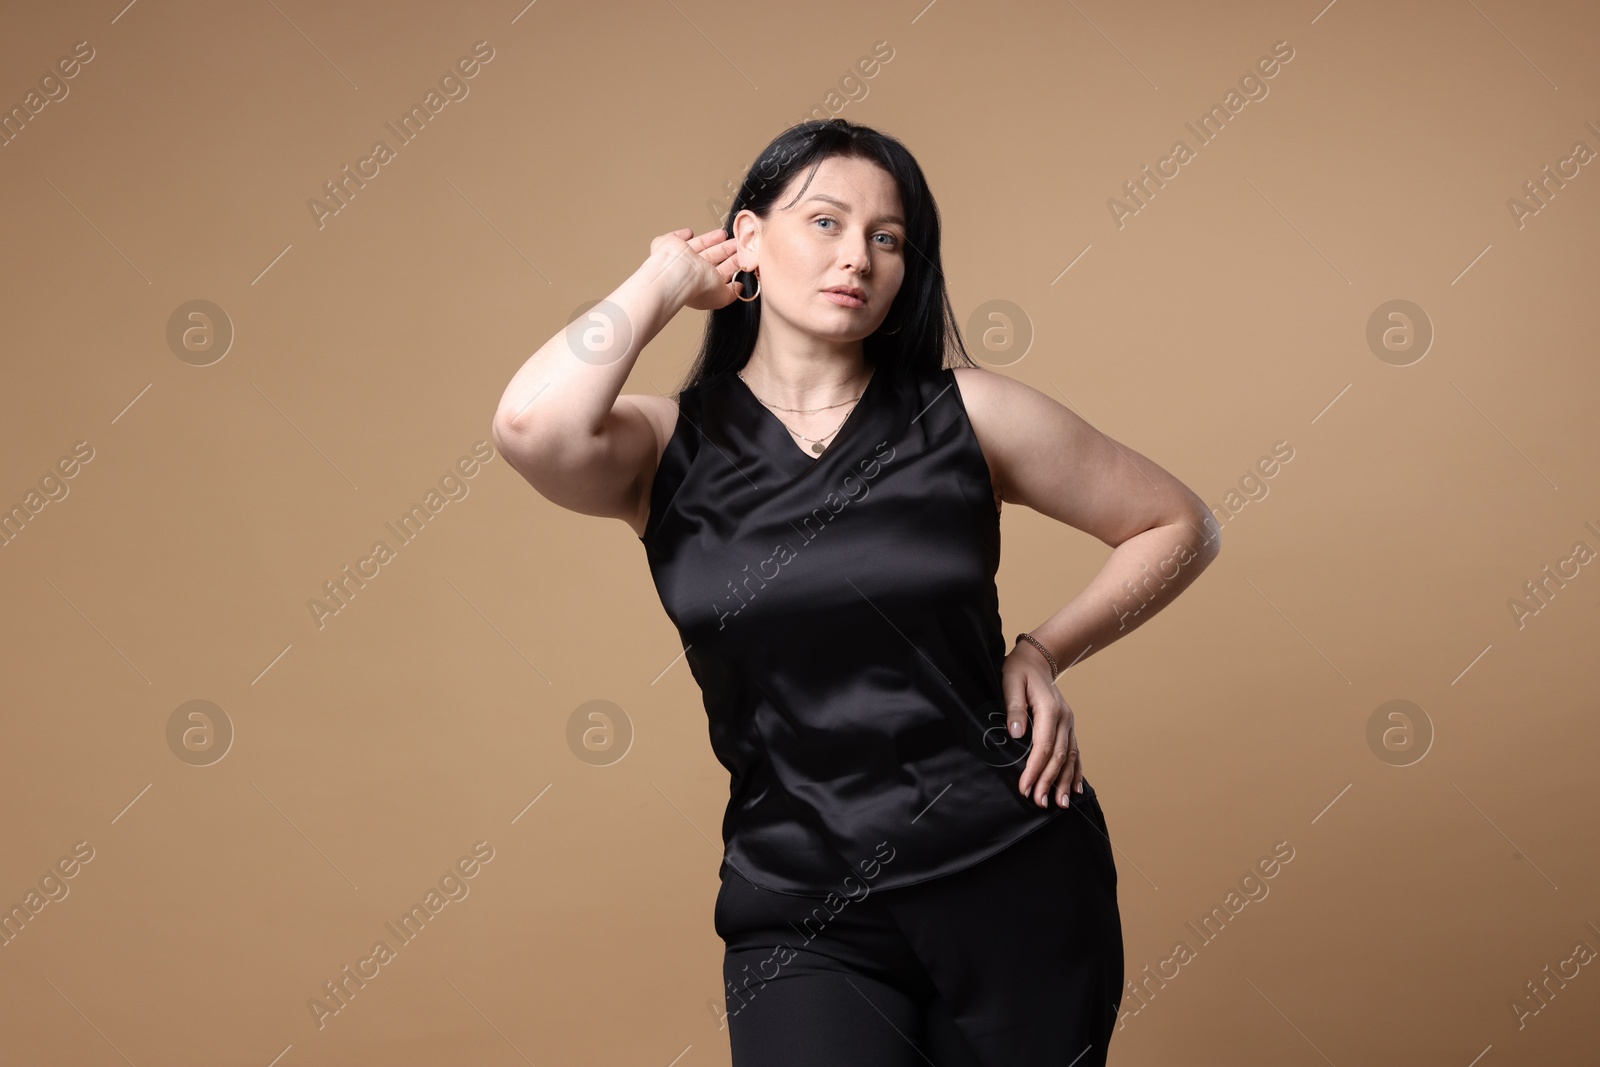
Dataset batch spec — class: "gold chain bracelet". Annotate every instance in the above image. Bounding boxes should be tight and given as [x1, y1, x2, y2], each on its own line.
[1014, 632, 1060, 680]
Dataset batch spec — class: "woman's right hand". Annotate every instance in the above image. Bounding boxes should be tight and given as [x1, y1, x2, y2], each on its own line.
[648, 227, 746, 311]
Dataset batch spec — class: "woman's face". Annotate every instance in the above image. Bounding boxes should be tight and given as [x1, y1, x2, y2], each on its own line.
[734, 153, 907, 345]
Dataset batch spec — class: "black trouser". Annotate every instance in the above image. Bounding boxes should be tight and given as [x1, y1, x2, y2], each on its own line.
[715, 793, 1125, 1066]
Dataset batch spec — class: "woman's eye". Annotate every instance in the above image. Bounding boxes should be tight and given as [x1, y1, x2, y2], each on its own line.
[814, 218, 897, 247]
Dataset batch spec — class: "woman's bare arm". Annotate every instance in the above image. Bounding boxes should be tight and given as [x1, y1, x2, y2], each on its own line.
[952, 365, 1221, 671]
[490, 229, 739, 533]
[952, 365, 1220, 809]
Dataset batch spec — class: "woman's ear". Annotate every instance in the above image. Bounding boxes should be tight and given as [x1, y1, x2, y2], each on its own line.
[731, 208, 761, 270]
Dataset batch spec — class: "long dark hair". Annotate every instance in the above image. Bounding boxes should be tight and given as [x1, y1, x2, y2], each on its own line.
[676, 118, 975, 395]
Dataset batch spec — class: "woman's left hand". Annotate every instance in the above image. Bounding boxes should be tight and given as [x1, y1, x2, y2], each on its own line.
[1002, 644, 1084, 808]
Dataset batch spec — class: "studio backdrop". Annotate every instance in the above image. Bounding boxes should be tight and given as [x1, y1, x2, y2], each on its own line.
[1, 1, 1596, 1064]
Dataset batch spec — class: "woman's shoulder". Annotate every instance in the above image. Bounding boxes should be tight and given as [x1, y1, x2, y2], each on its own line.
[948, 363, 1034, 406]
[948, 364, 1065, 438]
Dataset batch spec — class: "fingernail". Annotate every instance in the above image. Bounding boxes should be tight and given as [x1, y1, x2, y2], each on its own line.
[1076, 781, 1084, 794]
[1009, 721, 1023, 737]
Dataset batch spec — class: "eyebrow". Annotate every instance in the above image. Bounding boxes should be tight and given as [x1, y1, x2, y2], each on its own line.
[803, 194, 905, 227]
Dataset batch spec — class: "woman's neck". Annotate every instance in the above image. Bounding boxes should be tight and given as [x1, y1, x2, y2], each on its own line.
[739, 349, 873, 409]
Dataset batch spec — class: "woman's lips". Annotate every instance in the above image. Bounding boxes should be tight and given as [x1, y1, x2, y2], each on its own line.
[822, 290, 866, 308]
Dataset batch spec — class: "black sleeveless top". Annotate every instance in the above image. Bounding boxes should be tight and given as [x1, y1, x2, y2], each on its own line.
[640, 360, 1091, 898]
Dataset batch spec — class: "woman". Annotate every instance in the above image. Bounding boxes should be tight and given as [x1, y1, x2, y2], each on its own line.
[491, 118, 1220, 1066]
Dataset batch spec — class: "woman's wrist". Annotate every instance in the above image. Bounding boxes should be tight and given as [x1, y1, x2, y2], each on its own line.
[596, 255, 688, 349]
[634, 249, 695, 315]
[1014, 632, 1060, 680]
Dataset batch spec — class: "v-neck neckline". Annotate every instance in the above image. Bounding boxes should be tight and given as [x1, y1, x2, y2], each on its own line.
[732, 363, 881, 467]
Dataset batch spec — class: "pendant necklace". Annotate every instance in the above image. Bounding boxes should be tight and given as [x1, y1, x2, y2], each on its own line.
[738, 370, 869, 455]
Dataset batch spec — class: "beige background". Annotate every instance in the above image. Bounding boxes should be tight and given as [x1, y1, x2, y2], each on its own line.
[2, 0, 1597, 1063]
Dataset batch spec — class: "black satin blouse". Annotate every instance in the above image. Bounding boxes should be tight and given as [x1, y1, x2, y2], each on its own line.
[640, 360, 1090, 898]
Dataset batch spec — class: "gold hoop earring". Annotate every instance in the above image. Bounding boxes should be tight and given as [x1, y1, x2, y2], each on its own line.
[735, 268, 761, 302]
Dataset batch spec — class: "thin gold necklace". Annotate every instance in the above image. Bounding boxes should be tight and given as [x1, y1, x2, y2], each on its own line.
[738, 369, 871, 455]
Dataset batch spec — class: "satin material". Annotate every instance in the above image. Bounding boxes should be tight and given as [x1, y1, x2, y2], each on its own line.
[641, 362, 1090, 897]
